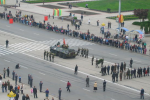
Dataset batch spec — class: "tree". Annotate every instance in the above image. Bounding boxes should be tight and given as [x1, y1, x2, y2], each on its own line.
[148, 10, 150, 22]
[134, 9, 149, 22]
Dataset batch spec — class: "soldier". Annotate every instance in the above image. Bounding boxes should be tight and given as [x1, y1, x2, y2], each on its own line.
[74, 65, 78, 75]
[7, 67, 10, 77]
[103, 80, 106, 91]
[120, 70, 122, 81]
[49, 52, 51, 61]
[127, 69, 130, 79]
[111, 65, 114, 74]
[140, 67, 142, 77]
[86, 76, 89, 87]
[84, 49, 86, 58]
[15, 74, 18, 85]
[44, 50, 46, 59]
[107, 65, 110, 75]
[77, 48, 80, 56]
[81, 48, 83, 57]
[91, 56, 94, 65]
[46, 51, 49, 60]
[52, 54, 54, 62]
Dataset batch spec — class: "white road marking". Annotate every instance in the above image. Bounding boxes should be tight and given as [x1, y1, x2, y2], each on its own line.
[83, 88, 90, 92]
[20, 65, 28, 69]
[109, 53, 117, 56]
[0, 30, 36, 42]
[34, 33, 39, 35]
[134, 60, 141, 62]
[111, 98, 115, 100]
[39, 72, 45, 75]
[4, 59, 10, 62]
[6, 25, 10, 27]
[60, 80, 67, 83]
[19, 29, 24, 31]
[22, 53, 150, 96]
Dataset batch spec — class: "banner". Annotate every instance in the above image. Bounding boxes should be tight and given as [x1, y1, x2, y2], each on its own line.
[44, 16, 48, 21]
[0, 0, 6, 5]
[9, 19, 13, 24]
[59, 9, 62, 16]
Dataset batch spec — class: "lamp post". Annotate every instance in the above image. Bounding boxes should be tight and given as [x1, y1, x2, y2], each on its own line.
[118, 0, 121, 34]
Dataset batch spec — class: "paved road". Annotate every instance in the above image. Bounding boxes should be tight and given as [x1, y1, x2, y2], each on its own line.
[0, 53, 149, 100]
[0, 19, 150, 69]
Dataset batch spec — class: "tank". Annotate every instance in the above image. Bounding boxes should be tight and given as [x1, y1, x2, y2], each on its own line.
[50, 44, 76, 59]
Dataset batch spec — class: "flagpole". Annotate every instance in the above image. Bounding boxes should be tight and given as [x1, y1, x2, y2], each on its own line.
[118, 0, 121, 35]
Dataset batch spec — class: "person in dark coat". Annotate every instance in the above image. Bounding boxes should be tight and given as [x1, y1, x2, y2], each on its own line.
[130, 58, 133, 68]
[116, 72, 118, 82]
[127, 69, 130, 79]
[112, 72, 115, 82]
[86, 76, 89, 87]
[147, 66, 149, 76]
[6, 40, 9, 48]
[140, 88, 144, 99]
[107, 65, 110, 75]
[39, 81, 43, 92]
[134, 68, 136, 78]
[58, 88, 62, 100]
[143, 67, 146, 77]
[15, 93, 19, 100]
[30, 77, 33, 88]
[7, 67, 10, 77]
[33, 86, 37, 98]
[28, 74, 30, 84]
[74, 65, 78, 75]
[9, 84, 13, 92]
[15, 74, 18, 85]
[103, 80, 106, 91]
[22, 94, 26, 100]
[12, 71, 15, 80]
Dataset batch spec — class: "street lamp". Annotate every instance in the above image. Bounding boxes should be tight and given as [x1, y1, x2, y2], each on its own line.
[118, 0, 121, 34]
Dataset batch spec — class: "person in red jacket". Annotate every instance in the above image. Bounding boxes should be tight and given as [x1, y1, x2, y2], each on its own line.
[66, 81, 71, 92]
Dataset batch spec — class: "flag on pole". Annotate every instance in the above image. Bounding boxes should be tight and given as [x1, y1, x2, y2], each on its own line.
[63, 38, 66, 45]
[9, 19, 13, 24]
[44, 16, 48, 21]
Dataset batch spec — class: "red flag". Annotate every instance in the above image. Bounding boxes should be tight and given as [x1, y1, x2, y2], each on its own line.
[63, 38, 66, 45]
[53, 9, 54, 16]
[44, 16, 48, 21]
[9, 19, 13, 24]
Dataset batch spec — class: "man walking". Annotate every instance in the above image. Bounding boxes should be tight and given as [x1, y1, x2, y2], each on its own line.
[103, 80, 106, 91]
[44, 50, 46, 59]
[49, 52, 51, 61]
[3, 68, 6, 78]
[86, 76, 90, 87]
[130, 58, 133, 68]
[140, 88, 144, 99]
[91, 56, 94, 65]
[58, 88, 62, 100]
[7, 67, 10, 77]
[147, 66, 149, 76]
[66, 81, 71, 92]
[39, 81, 43, 92]
[33, 86, 38, 98]
[6, 40, 9, 48]
[107, 65, 110, 75]
[74, 65, 78, 75]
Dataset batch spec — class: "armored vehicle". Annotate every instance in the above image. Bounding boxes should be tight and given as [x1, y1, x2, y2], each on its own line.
[50, 44, 76, 59]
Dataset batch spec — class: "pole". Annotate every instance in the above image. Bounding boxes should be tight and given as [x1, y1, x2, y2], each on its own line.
[118, 0, 121, 35]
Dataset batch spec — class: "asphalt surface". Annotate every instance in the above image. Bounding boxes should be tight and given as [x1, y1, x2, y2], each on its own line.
[0, 53, 149, 100]
[0, 19, 150, 68]
[0, 19, 150, 100]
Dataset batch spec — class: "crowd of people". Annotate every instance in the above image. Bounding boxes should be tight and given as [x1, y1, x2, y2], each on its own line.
[0, 10, 149, 56]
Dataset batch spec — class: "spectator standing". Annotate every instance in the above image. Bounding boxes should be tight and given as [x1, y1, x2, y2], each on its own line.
[39, 81, 43, 92]
[140, 88, 144, 99]
[26, 94, 30, 100]
[21, 83, 24, 94]
[3, 68, 6, 78]
[2, 82, 5, 93]
[6, 40, 9, 48]
[88, 19, 90, 25]
[4, 81, 7, 92]
[58, 88, 62, 100]
[7, 67, 10, 77]
[19, 76, 21, 83]
[45, 89, 49, 99]
[33, 86, 38, 98]
[12, 71, 15, 80]
[7, 80, 10, 91]
[22, 94, 26, 100]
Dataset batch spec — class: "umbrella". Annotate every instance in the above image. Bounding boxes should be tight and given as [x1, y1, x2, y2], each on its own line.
[101, 23, 105, 26]
[121, 27, 129, 31]
[135, 30, 143, 34]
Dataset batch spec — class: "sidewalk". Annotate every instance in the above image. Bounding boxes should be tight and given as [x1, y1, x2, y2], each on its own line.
[0, 74, 58, 100]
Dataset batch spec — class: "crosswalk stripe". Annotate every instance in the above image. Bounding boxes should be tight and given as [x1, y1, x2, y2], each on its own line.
[0, 39, 95, 56]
